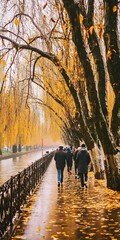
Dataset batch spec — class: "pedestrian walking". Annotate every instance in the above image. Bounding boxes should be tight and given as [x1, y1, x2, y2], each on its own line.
[54, 146, 66, 187]
[66, 148, 73, 174]
[73, 147, 80, 178]
[76, 143, 91, 188]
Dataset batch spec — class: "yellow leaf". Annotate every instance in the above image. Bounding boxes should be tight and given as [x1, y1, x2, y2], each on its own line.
[107, 49, 112, 59]
[101, 225, 108, 228]
[2, 75, 6, 81]
[2, 39, 5, 46]
[89, 233, 95, 236]
[14, 19, 20, 26]
[89, 26, 94, 35]
[79, 14, 84, 24]
[43, 15, 46, 22]
[0, 58, 6, 66]
[63, 40, 68, 49]
[45, 225, 50, 229]
[51, 234, 58, 239]
[113, 6, 117, 12]
[62, 232, 69, 236]
[16, 225, 21, 229]
[58, 51, 63, 59]
[98, 28, 103, 39]
[64, 84, 69, 91]
[86, 30, 89, 38]
[36, 226, 41, 232]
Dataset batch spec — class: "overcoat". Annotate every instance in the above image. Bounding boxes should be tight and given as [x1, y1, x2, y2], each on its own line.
[54, 150, 66, 170]
[77, 149, 91, 173]
[66, 149, 73, 167]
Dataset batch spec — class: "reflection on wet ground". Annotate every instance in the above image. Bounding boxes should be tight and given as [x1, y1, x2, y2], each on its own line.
[11, 159, 120, 240]
[0, 148, 54, 185]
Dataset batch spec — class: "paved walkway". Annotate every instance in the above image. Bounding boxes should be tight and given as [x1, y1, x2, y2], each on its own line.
[11, 159, 120, 240]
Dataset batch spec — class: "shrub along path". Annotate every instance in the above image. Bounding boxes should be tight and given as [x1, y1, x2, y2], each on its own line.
[11, 159, 120, 240]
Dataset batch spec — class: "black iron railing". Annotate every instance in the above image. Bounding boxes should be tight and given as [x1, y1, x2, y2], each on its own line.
[0, 151, 54, 239]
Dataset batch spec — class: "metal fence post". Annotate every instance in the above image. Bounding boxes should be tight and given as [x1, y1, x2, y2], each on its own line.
[28, 166, 31, 196]
[10, 176, 13, 232]
[17, 173, 21, 215]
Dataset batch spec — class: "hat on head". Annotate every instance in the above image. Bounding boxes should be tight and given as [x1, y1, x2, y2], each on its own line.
[67, 148, 70, 151]
[81, 143, 86, 147]
[81, 143, 86, 149]
[59, 145, 63, 150]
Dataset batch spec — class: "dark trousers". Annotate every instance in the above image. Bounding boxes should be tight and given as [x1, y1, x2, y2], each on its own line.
[74, 161, 78, 175]
[67, 165, 72, 172]
[79, 173, 88, 187]
[67, 160, 72, 173]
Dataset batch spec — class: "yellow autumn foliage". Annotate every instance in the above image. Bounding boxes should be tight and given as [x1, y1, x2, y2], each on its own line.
[79, 14, 84, 24]
[14, 18, 20, 26]
[0, 87, 43, 149]
[0, 58, 6, 82]
[89, 26, 94, 35]
[107, 81, 115, 125]
[0, 58, 6, 66]
[107, 49, 112, 59]
[113, 5, 117, 12]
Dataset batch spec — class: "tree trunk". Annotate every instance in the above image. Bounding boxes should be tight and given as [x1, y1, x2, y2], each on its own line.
[18, 144, 21, 152]
[62, 0, 117, 155]
[12, 144, 17, 153]
[104, 0, 120, 136]
[62, 0, 120, 190]
[90, 145, 105, 180]
[0, 148, 2, 155]
[79, 0, 108, 118]
[105, 153, 120, 190]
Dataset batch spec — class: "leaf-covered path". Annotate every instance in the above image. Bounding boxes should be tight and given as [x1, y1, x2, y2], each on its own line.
[11, 159, 120, 240]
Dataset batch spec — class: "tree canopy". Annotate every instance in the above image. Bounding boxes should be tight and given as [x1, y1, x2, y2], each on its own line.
[0, 0, 120, 190]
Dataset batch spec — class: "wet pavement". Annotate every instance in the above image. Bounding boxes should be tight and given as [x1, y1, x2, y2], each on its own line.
[0, 148, 55, 185]
[11, 159, 120, 240]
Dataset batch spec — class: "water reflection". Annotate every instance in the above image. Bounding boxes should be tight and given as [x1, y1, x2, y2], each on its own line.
[0, 148, 55, 185]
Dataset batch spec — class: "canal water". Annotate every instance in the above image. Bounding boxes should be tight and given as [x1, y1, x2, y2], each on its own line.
[0, 147, 55, 185]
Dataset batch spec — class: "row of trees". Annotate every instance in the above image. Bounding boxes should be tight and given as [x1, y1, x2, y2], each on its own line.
[0, 85, 42, 152]
[0, 82, 61, 153]
[0, 0, 120, 190]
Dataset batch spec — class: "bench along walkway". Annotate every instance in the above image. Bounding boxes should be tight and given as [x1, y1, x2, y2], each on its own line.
[11, 159, 120, 240]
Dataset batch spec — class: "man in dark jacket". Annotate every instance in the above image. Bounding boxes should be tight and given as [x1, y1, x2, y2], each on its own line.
[54, 146, 66, 187]
[76, 143, 91, 188]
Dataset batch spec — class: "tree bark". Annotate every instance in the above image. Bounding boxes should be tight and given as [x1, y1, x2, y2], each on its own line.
[90, 145, 105, 180]
[62, 0, 117, 155]
[105, 153, 120, 190]
[79, 0, 108, 119]
[104, 0, 120, 138]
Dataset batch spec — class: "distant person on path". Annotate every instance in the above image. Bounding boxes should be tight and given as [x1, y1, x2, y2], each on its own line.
[54, 146, 66, 187]
[66, 148, 73, 174]
[76, 144, 91, 188]
[73, 147, 80, 178]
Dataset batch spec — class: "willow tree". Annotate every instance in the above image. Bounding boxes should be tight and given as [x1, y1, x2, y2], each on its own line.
[0, 0, 119, 189]
[32, 44, 105, 179]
